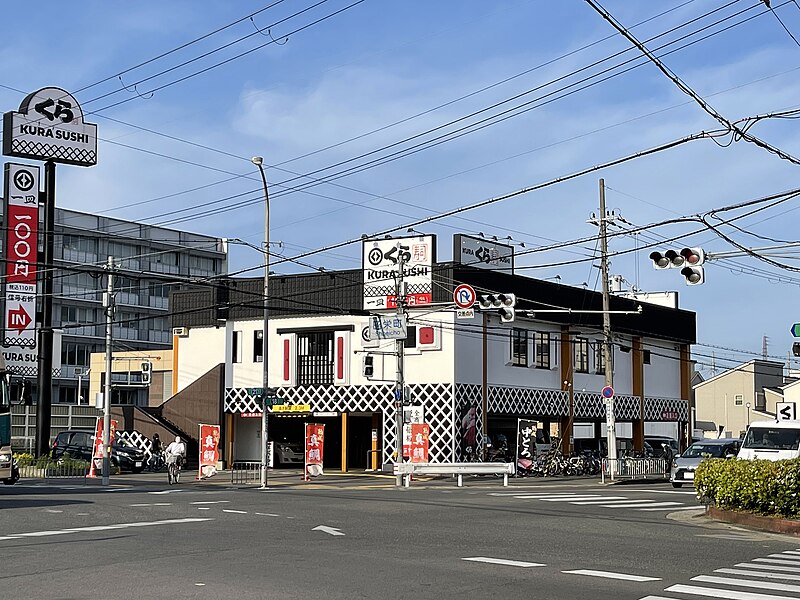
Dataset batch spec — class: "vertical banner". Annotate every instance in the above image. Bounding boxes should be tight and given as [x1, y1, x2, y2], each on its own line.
[410, 423, 430, 463]
[3, 163, 39, 350]
[516, 419, 538, 463]
[198, 424, 220, 479]
[88, 417, 117, 477]
[304, 423, 324, 480]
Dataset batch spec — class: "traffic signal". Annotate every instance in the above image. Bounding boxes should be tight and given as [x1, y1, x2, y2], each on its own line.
[478, 293, 516, 323]
[680, 247, 705, 266]
[20, 380, 32, 405]
[141, 361, 152, 385]
[362, 354, 375, 379]
[649, 250, 683, 269]
[680, 265, 705, 285]
[793, 342, 800, 358]
[650, 247, 706, 285]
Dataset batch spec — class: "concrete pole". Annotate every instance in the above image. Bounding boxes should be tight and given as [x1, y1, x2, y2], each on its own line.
[395, 244, 406, 487]
[599, 179, 617, 465]
[253, 157, 270, 489]
[102, 256, 115, 486]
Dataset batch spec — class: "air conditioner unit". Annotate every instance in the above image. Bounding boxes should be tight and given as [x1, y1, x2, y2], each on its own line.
[172, 327, 189, 337]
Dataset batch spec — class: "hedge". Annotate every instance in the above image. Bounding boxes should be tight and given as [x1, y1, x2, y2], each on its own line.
[695, 458, 800, 518]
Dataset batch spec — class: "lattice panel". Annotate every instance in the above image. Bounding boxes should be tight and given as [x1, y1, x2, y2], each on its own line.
[644, 397, 688, 421]
[573, 392, 641, 420]
[454, 384, 483, 461]
[226, 383, 456, 464]
[9, 139, 97, 166]
[117, 430, 153, 458]
[487, 386, 569, 417]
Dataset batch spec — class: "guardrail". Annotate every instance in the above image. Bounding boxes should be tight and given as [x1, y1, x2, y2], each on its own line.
[600, 457, 667, 483]
[17, 459, 90, 480]
[231, 461, 262, 485]
[396, 462, 515, 487]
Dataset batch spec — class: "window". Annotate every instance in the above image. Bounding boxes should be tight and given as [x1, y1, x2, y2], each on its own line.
[108, 241, 140, 268]
[146, 316, 170, 344]
[643, 349, 651, 364]
[254, 330, 264, 363]
[535, 332, 551, 369]
[60, 306, 95, 336]
[734, 394, 743, 406]
[113, 311, 140, 340]
[575, 338, 589, 373]
[189, 255, 216, 274]
[61, 343, 96, 366]
[116, 276, 140, 305]
[594, 341, 607, 374]
[148, 281, 170, 309]
[511, 328, 528, 366]
[61, 235, 98, 262]
[61, 272, 98, 300]
[297, 331, 334, 386]
[232, 331, 242, 363]
[404, 326, 417, 349]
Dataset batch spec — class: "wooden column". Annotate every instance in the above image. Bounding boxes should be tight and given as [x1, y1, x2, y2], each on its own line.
[341, 412, 348, 473]
[680, 344, 692, 452]
[371, 412, 381, 470]
[632, 337, 644, 450]
[560, 326, 572, 456]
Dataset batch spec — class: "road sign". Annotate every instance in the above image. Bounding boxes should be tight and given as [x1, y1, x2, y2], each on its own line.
[791, 324, 800, 337]
[601, 386, 614, 399]
[246, 387, 265, 397]
[369, 315, 407, 340]
[456, 308, 475, 319]
[453, 283, 476, 309]
[776, 402, 796, 421]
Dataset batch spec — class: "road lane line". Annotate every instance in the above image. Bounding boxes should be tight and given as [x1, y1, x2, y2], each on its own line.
[255, 513, 280, 517]
[222, 509, 248, 514]
[129, 503, 172, 507]
[638, 597, 677, 600]
[462, 557, 545, 568]
[715, 568, 800, 581]
[0, 518, 212, 542]
[190, 501, 230, 505]
[570, 497, 629, 504]
[639, 506, 698, 511]
[600, 502, 682, 509]
[539, 496, 606, 502]
[768, 553, 800, 562]
[693, 574, 800, 593]
[197, 508, 210, 511]
[666, 583, 796, 600]
[783, 550, 800, 556]
[736, 562, 800, 574]
[512, 494, 593, 499]
[753, 558, 800, 567]
[562, 569, 660, 582]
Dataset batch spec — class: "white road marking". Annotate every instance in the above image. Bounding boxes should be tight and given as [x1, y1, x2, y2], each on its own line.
[539, 496, 607, 502]
[569, 497, 630, 504]
[639, 506, 699, 512]
[716, 568, 800, 581]
[149, 490, 180, 495]
[190, 501, 229, 505]
[768, 553, 800, 562]
[600, 502, 681, 509]
[563, 569, 660, 582]
[666, 583, 797, 600]
[736, 562, 800, 574]
[462, 557, 545, 568]
[0, 518, 211, 542]
[512, 494, 589, 499]
[754, 557, 800, 567]
[222, 509, 247, 514]
[44, 509, 63, 513]
[197, 508, 210, 511]
[697, 533, 759, 539]
[255, 513, 280, 517]
[195, 583, 205, 587]
[633, 489, 697, 495]
[638, 597, 676, 600]
[129, 503, 172, 507]
[312, 525, 345, 536]
[693, 574, 800, 593]
[783, 550, 800, 556]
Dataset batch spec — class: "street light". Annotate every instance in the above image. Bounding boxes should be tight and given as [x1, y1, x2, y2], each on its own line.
[252, 156, 270, 489]
[745, 401, 751, 426]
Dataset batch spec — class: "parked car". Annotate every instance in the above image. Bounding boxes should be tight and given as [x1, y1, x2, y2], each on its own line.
[670, 438, 741, 488]
[273, 440, 304, 466]
[645, 436, 680, 459]
[51, 430, 146, 473]
[738, 420, 800, 461]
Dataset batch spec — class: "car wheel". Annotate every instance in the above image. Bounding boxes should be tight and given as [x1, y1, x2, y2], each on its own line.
[671, 482, 683, 488]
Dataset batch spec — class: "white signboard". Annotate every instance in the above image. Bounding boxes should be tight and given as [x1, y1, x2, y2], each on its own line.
[453, 234, 514, 273]
[2, 330, 61, 377]
[456, 308, 475, 319]
[362, 235, 435, 310]
[3, 163, 39, 349]
[369, 315, 407, 340]
[3, 87, 98, 167]
[776, 402, 797, 421]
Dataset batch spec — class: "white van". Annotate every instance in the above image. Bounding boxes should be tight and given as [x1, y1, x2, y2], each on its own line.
[738, 420, 800, 461]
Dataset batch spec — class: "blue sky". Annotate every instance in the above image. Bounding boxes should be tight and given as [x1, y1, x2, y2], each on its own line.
[2, 0, 800, 375]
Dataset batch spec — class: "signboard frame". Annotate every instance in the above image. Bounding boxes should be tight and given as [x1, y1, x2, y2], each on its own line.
[453, 233, 514, 273]
[362, 235, 436, 311]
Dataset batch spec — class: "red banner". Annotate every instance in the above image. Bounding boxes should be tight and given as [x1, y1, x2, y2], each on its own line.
[198, 424, 220, 479]
[304, 423, 324, 480]
[88, 418, 117, 477]
[410, 423, 430, 463]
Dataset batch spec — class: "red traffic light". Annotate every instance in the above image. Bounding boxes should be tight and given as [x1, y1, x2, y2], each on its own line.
[680, 247, 705, 266]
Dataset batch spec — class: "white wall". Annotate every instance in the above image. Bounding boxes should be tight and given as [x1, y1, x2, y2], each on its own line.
[176, 326, 225, 392]
[645, 340, 682, 398]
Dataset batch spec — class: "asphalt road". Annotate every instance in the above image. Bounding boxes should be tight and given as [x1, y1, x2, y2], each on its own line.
[1, 473, 798, 600]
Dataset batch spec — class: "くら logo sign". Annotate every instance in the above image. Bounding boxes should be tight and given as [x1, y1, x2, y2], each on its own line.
[3, 87, 98, 167]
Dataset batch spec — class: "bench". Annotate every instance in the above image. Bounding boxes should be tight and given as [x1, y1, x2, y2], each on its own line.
[396, 462, 514, 487]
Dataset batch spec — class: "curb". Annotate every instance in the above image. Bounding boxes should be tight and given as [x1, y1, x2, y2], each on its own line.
[707, 506, 800, 537]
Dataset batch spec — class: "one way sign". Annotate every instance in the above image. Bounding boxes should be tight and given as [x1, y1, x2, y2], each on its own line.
[776, 402, 797, 421]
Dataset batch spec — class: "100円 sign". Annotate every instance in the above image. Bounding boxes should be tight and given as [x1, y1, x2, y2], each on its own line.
[3, 87, 98, 166]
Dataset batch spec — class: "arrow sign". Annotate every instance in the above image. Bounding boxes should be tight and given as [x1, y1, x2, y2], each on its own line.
[792, 324, 800, 338]
[7, 305, 31, 333]
[312, 525, 345, 536]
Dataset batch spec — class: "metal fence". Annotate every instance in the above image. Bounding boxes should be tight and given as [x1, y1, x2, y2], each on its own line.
[17, 459, 90, 480]
[600, 457, 668, 482]
[231, 461, 262, 485]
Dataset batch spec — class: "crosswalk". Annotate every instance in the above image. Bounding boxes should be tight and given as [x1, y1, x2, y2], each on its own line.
[488, 490, 700, 513]
[640, 548, 800, 600]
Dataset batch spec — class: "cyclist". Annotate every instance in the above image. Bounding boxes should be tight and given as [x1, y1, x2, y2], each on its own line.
[148, 433, 163, 471]
[164, 436, 186, 483]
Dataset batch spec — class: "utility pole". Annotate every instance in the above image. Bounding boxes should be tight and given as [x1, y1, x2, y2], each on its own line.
[599, 179, 617, 465]
[395, 243, 406, 488]
[102, 256, 115, 486]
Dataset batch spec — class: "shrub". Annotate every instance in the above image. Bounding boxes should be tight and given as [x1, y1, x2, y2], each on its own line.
[695, 458, 800, 518]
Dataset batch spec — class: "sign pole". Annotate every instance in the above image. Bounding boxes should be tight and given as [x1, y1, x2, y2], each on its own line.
[599, 179, 617, 467]
[102, 256, 115, 485]
[395, 244, 406, 487]
[34, 161, 55, 458]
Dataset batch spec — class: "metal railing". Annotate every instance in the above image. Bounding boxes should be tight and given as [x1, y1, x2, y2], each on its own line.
[601, 457, 667, 482]
[231, 461, 262, 485]
[17, 458, 90, 480]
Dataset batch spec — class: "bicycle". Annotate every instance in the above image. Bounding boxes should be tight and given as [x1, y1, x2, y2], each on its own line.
[167, 456, 183, 485]
[147, 452, 165, 473]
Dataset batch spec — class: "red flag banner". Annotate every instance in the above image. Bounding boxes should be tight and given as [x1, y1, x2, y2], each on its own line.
[304, 423, 325, 480]
[198, 424, 220, 479]
[410, 423, 430, 463]
[88, 417, 117, 477]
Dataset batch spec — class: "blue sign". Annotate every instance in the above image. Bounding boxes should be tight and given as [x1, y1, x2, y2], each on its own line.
[791, 323, 800, 338]
[601, 386, 614, 399]
[370, 315, 407, 340]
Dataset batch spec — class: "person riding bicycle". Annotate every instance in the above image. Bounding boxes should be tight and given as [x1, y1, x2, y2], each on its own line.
[148, 433, 163, 471]
[165, 436, 186, 470]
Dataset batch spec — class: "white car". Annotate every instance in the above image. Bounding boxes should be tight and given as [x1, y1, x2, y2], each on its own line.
[670, 438, 740, 488]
